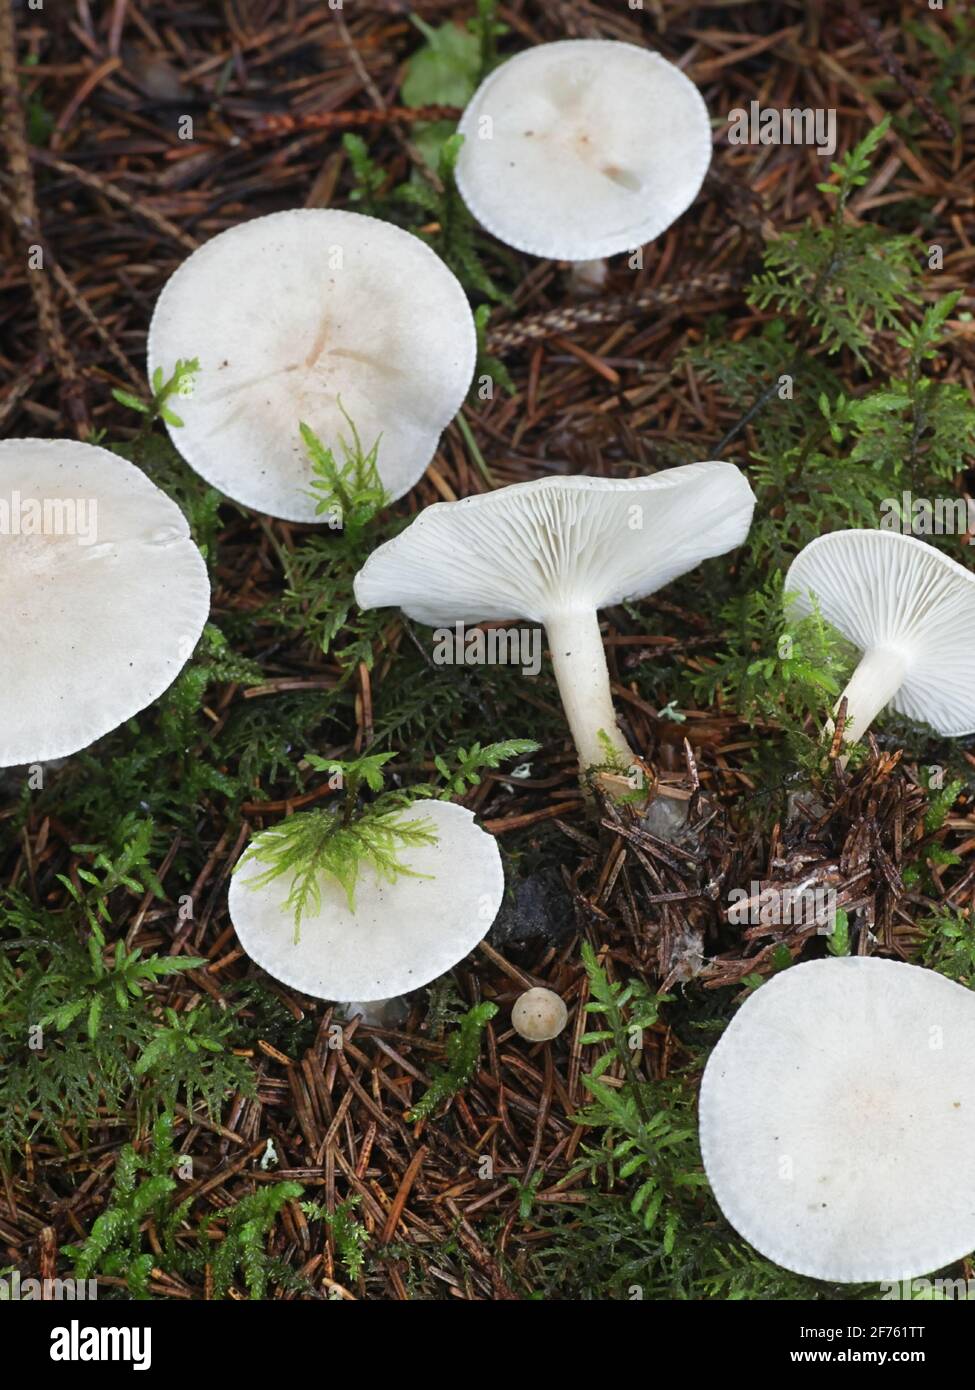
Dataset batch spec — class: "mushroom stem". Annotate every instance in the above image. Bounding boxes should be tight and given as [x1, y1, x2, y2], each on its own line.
[567, 258, 609, 295]
[545, 607, 635, 777]
[827, 645, 909, 752]
[340, 997, 409, 1029]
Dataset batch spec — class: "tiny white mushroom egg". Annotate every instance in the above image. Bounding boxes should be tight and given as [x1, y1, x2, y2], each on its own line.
[512, 987, 567, 1042]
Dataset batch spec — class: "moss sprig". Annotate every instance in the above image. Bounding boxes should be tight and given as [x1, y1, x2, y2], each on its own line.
[235, 753, 438, 938]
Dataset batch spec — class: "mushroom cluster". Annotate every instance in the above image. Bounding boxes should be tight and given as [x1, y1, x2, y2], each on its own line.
[225, 461, 754, 1013]
[695, 530, 975, 1282]
[15, 32, 974, 1298]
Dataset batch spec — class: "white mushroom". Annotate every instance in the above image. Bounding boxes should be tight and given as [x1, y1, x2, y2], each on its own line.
[699, 956, 975, 1283]
[353, 465, 755, 781]
[512, 987, 568, 1042]
[786, 529, 975, 749]
[147, 209, 477, 521]
[455, 40, 712, 264]
[229, 802, 503, 1002]
[0, 438, 210, 767]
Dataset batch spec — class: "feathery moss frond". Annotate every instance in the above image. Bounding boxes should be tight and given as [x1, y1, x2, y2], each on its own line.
[236, 803, 438, 937]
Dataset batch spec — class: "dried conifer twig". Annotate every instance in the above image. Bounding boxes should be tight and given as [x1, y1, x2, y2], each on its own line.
[486, 272, 745, 354]
[0, 7, 88, 433]
[844, 2, 955, 144]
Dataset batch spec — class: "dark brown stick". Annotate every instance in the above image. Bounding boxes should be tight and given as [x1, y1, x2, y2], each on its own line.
[0, 5, 89, 434]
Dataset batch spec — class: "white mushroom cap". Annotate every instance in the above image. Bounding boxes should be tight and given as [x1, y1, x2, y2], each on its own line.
[0, 438, 210, 767]
[354, 465, 755, 773]
[354, 466, 755, 626]
[228, 801, 504, 1002]
[512, 987, 568, 1042]
[455, 40, 712, 261]
[147, 209, 477, 521]
[699, 956, 975, 1283]
[786, 529, 975, 744]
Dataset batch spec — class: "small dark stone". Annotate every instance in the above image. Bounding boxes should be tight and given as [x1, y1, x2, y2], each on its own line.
[489, 866, 574, 949]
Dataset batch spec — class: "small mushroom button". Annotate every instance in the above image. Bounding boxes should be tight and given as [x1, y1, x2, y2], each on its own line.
[512, 987, 568, 1042]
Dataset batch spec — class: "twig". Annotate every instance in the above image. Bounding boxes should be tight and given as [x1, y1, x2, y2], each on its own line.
[0, 359, 43, 432]
[47, 257, 145, 389]
[0, 7, 88, 434]
[332, 10, 444, 194]
[29, 149, 199, 252]
[486, 273, 744, 354]
[252, 105, 462, 137]
[844, 3, 955, 143]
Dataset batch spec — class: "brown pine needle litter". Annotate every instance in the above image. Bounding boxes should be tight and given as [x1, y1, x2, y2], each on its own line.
[1, 0, 974, 1303]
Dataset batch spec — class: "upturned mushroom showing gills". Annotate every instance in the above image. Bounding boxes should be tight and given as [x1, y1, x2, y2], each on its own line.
[353, 466, 756, 784]
[786, 529, 975, 750]
[699, 956, 975, 1283]
[0, 438, 210, 767]
[229, 802, 504, 1002]
[147, 209, 477, 522]
[455, 40, 712, 269]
